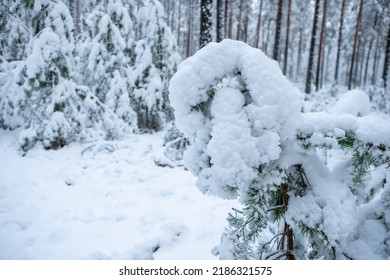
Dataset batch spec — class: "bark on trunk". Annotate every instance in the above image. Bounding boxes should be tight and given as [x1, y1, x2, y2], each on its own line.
[334, 0, 346, 83]
[305, 0, 321, 94]
[283, 0, 292, 75]
[348, 0, 363, 90]
[255, 0, 263, 48]
[273, 0, 284, 61]
[316, 0, 327, 91]
[216, 0, 224, 42]
[236, 0, 244, 41]
[200, 0, 213, 48]
[383, 20, 390, 87]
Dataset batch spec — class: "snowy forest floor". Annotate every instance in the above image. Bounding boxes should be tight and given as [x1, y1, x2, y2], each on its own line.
[0, 130, 238, 259]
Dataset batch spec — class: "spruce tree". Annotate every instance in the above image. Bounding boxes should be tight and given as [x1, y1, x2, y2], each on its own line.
[132, 0, 180, 131]
[76, 0, 137, 128]
[1, 0, 130, 151]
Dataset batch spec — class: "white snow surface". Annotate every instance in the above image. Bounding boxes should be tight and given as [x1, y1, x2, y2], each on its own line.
[0, 130, 238, 259]
[330, 89, 371, 117]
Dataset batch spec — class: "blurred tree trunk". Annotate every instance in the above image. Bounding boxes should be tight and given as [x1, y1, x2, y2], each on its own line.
[224, 0, 228, 38]
[296, 28, 303, 81]
[372, 11, 383, 85]
[283, 0, 291, 75]
[255, 0, 263, 48]
[273, 0, 284, 61]
[348, 0, 363, 90]
[363, 13, 378, 85]
[228, 0, 233, 38]
[186, 0, 193, 57]
[383, 20, 390, 87]
[334, 0, 346, 83]
[305, 0, 321, 94]
[315, 0, 327, 91]
[216, 0, 224, 42]
[200, 0, 213, 48]
[236, 0, 244, 40]
[177, 0, 182, 44]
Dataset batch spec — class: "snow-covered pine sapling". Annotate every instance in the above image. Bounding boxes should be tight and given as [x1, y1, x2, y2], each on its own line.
[163, 123, 190, 165]
[75, 0, 137, 128]
[169, 39, 303, 259]
[131, 39, 164, 131]
[132, 0, 181, 131]
[15, 1, 77, 149]
[169, 39, 390, 259]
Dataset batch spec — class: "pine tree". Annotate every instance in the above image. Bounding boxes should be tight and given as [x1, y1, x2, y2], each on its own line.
[132, 0, 180, 131]
[76, 0, 137, 127]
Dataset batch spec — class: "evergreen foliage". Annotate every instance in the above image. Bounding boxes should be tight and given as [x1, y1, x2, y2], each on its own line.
[0, 0, 180, 150]
[133, 0, 180, 131]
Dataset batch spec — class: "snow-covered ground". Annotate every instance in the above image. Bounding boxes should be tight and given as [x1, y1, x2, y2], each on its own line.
[0, 130, 238, 259]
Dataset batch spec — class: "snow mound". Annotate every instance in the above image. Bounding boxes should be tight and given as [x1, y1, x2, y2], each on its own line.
[169, 39, 302, 198]
[331, 89, 371, 116]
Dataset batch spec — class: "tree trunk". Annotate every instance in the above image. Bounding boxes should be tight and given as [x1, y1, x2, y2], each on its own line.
[264, 17, 272, 56]
[243, 7, 249, 43]
[228, 0, 233, 39]
[224, 0, 228, 39]
[316, 0, 327, 91]
[296, 28, 303, 82]
[273, 0, 284, 61]
[177, 0, 182, 44]
[364, 39, 373, 85]
[320, 45, 328, 87]
[170, 0, 175, 30]
[348, 0, 363, 90]
[216, 0, 224, 42]
[372, 15, 382, 85]
[334, 0, 346, 83]
[305, 0, 321, 94]
[255, 0, 263, 48]
[383, 20, 390, 88]
[200, 0, 213, 48]
[280, 183, 295, 260]
[363, 12, 378, 85]
[186, 0, 193, 57]
[236, 0, 244, 41]
[283, 0, 292, 75]
[358, 38, 366, 86]
[166, 0, 170, 28]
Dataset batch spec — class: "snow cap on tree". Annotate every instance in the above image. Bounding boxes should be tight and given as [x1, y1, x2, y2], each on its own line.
[169, 39, 302, 198]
